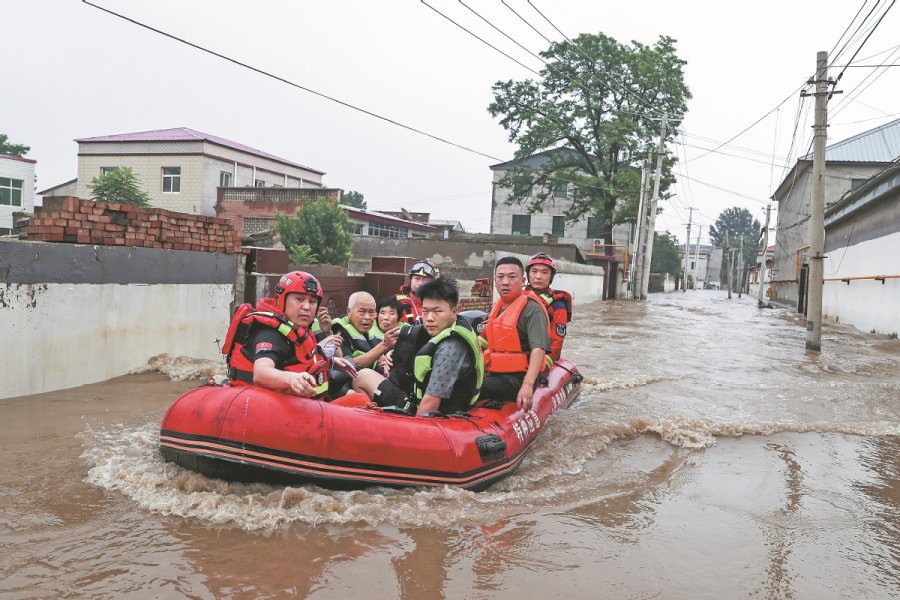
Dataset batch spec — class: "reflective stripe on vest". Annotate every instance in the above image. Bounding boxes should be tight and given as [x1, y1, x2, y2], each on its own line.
[411, 319, 484, 406]
[332, 316, 375, 358]
[483, 291, 548, 373]
[395, 293, 422, 325]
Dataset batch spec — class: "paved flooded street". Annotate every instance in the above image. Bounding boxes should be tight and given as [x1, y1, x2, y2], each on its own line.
[2, 290, 898, 599]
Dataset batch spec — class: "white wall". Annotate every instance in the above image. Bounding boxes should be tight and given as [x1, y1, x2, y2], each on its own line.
[822, 230, 900, 335]
[0, 282, 233, 399]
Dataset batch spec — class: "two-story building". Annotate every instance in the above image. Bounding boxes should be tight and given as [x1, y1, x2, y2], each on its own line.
[771, 118, 900, 310]
[66, 127, 329, 217]
[489, 149, 631, 255]
[0, 154, 36, 235]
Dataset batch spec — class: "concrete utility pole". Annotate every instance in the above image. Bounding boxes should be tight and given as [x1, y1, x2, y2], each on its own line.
[758, 204, 772, 306]
[631, 162, 650, 299]
[726, 231, 732, 299]
[640, 112, 668, 300]
[738, 235, 744, 298]
[683, 207, 694, 291]
[694, 225, 703, 289]
[805, 51, 829, 352]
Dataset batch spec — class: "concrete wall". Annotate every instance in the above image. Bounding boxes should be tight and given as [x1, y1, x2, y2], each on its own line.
[351, 236, 583, 280]
[0, 239, 238, 399]
[0, 155, 36, 230]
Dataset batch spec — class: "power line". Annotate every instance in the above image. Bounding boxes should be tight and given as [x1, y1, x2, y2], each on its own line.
[832, 0, 896, 86]
[81, 0, 506, 162]
[829, 0, 873, 61]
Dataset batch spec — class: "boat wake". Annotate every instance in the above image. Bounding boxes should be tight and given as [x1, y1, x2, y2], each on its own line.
[79, 406, 899, 530]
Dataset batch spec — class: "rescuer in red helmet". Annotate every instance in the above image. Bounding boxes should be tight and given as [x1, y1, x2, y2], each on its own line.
[223, 271, 357, 398]
[525, 253, 573, 363]
[393, 259, 441, 325]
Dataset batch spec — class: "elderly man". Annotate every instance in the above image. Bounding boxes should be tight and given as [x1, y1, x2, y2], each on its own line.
[480, 256, 550, 411]
[332, 291, 400, 369]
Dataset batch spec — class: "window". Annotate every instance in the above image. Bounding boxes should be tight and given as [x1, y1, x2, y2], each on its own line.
[850, 178, 867, 191]
[0, 178, 23, 207]
[553, 183, 567, 198]
[254, 179, 265, 187]
[368, 221, 407, 238]
[690, 261, 695, 270]
[243, 217, 271, 235]
[100, 167, 118, 176]
[511, 214, 531, 236]
[586, 217, 604, 238]
[0, 227, 11, 236]
[512, 181, 532, 197]
[552, 215, 565, 237]
[219, 171, 232, 187]
[353, 223, 365, 235]
[162, 167, 181, 193]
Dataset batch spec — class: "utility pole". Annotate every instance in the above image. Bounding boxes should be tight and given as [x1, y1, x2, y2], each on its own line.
[631, 162, 650, 299]
[738, 235, 744, 298]
[640, 112, 668, 300]
[683, 207, 694, 292]
[804, 51, 829, 352]
[694, 225, 703, 289]
[758, 204, 772, 306]
[726, 231, 732, 299]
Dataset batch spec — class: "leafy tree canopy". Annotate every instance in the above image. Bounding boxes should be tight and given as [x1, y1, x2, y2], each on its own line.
[0, 134, 30, 157]
[339, 190, 366, 210]
[277, 199, 353, 267]
[488, 33, 690, 244]
[708, 206, 762, 268]
[88, 167, 150, 207]
[650, 230, 682, 276]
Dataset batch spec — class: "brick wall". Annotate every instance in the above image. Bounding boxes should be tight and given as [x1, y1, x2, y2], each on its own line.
[457, 297, 492, 312]
[215, 187, 341, 235]
[26, 196, 241, 253]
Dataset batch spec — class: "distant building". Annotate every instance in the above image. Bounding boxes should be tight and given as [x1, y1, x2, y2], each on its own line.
[342, 206, 435, 239]
[489, 149, 631, 255]
[771, 118, 900, 310]
[0, 154, 36, 235]
[37, 178, 77, 200]
[748, 245, 775, 298]
[679, 244, 715, 289]
[60, 127, 329, 217]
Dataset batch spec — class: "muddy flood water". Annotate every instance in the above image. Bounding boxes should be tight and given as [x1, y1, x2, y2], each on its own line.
[2, 290, 899, 599]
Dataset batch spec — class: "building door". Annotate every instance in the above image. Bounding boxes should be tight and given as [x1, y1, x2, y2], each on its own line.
[798, 263, 809, 315]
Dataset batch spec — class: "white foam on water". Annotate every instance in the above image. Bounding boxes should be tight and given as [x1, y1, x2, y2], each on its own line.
[131, 353, 227, 382]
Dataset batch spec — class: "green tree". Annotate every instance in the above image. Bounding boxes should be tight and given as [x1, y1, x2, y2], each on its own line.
[0, 134, 30, 157]
[88, 167, 150, 207]
[488, 33, 690, 248]
[650, 231, 683, 276]
[708, 207, 761, 271]
[339, 190, 366, 210]
[277, 198, 353, 266]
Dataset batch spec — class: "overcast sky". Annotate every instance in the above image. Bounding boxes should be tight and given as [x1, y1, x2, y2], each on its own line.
[6, 1, 898, 241]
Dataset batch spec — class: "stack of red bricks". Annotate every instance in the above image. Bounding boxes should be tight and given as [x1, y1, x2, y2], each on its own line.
[457, 297, 492, 312]
[26, 196, 242, 254]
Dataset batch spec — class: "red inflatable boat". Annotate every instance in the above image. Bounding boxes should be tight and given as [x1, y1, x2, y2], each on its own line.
[159, 360, 582, 491]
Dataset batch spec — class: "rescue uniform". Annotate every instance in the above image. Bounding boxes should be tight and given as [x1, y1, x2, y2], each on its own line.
[529, 287, 573, 363]
[393, 285, 423, 325]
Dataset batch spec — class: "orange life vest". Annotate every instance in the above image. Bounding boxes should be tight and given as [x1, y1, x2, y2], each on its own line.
[224, 298, 330, 398]
[532, 287, 573, 362]
[482, 291, 549, 373]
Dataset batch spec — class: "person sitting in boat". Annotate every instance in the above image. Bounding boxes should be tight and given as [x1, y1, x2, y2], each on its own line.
[525, 253, 573, 363]
[393, 259, 441, 325]
[351, 278, 484, 416]
[331, 291, 400, 371]
[480, 256, 550, 412]
[225, 271, 357, 398]
[375, 296, 403, 337]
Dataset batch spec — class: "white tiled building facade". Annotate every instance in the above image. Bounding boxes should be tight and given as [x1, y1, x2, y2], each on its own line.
[0, 154, 36, 235]
[73, 128, 328, 217]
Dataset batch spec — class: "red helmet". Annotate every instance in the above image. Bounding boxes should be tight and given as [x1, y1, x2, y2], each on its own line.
[273, 271, 324, 312]
[526, 253, 557, 282]
[409, 259, 441, 280]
